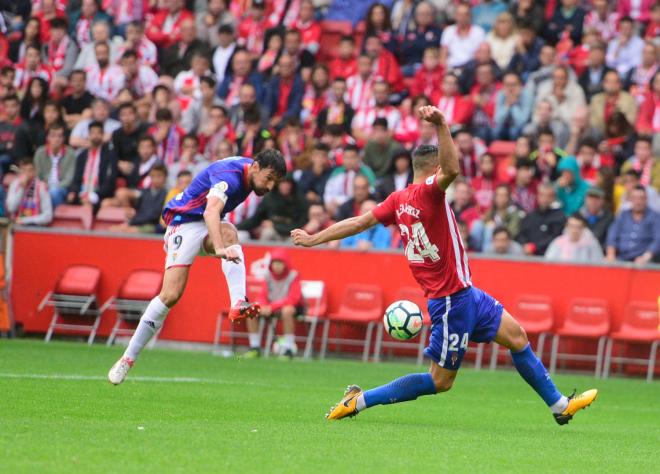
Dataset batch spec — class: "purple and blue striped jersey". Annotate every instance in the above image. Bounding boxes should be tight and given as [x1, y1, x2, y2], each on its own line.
[162, 157, 253, 225]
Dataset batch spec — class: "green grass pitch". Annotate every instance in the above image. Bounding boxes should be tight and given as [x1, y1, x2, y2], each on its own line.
[1, 340, 659, 473]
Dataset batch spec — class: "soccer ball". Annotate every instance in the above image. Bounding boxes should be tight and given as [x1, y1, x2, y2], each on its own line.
[383, 300, 424, 340]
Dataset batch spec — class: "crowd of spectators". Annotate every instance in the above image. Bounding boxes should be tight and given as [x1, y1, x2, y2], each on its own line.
[0, 0, 658, 264]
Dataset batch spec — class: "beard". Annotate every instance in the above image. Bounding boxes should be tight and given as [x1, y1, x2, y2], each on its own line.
[98, 59, 109, 69]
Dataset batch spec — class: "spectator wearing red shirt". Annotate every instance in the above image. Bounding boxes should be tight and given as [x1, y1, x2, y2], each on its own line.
[646, 3, 660, 40]
[471, 153, 498, 214]
[351, 80, 401, 145]
[469, 63, 501, 142]
[85, 42, 126, 103]
[433, 73, 474, 128]
[237, 0, 269, 58]
[454, 128, 487, 182]
[451, 180, 481, 231]
[265, 54, 304, 130]
[410, 46, 444, 100]
[346, 54, 376, 113]
[584, 0, 619, 42]
[363, 35, 404, 93]
[328, 36, 357, 81]
[617, 0, 654, 23]
[576, 138, 610, 186]
[290, 0, 321, 56]
[146, 0, 194, 49]
[32, 0, 66, 43]
[636, 72, 660, 137]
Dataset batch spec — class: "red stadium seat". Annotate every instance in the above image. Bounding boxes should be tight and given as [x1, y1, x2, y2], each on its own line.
[320, 283, 383, 362]
[549, 298, 610, 377]
[488, 140, 516, 158]
[93, 207, 127, 231]
[213, 276, 268, 353]
[51, 205, 93, 231]
[38, 265, 102, 344]
[373, 287, 430, 365]
[490, 295, 554, 370]
[603, 301, 660, 382]
[263, 280, 328, 359]
[100, 269, 163, 346]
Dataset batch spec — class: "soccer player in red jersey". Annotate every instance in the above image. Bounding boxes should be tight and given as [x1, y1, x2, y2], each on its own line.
[291, 106, 598, 425]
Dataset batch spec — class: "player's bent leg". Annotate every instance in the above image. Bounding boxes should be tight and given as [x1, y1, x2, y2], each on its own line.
[108, 267, 190, 385]
[429, 362, 458, 393]
[495, 310, 597, 425]
[205, 223, 260, 321]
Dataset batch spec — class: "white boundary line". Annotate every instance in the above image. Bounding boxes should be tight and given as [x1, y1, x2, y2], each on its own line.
[0, 372, 278, 387]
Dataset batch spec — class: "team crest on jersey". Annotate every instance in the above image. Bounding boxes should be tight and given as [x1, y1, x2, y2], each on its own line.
[396, 203, 421, 219]
[451, 353, 458, 366]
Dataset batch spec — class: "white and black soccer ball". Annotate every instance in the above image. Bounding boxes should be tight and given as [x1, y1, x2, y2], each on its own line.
[383, 300, 424, 340]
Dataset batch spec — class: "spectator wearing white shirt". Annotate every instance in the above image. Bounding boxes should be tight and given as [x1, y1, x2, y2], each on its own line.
[346, 55, 376, 113]
[323, 144, 376, 217]
[535, 65, 586, 126]
[440, 3, 486, 69]
[85, 42, 126, 102]
[117, 21, 158, 69]
[74, 21, 124, 71]
[120, 49, 158, 99]
[174, 52, 213, 102]
[196, 0, 236, 48]
[606, 16, 645, 76]
[212, 24, 237, 85]
[351, 80, 401, 144]
[69, 98, 121, 149]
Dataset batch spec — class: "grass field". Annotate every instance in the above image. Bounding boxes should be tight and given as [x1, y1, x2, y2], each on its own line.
[1, 340, 659, 473]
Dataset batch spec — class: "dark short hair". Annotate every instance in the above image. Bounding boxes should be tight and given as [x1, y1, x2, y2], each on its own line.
[182, 133, 198, 144]
[254, 149, 286, 179]
[343, 143, 360, 154]
[218, 24, 234, 35]
[138, 134, 156, 146]
[243, 105, 261, 124]
[624, 169, 642, 179]
[2, 94, 19, 104]
[620, 15, 634, 24]
[47, 123, 66, 134]
[88, 120, 104, 132]
[155, 108, 173, 122]
[538, 127, 554, 138]
[492, 226, 511, 239]
[70, 69, 86, 79]
[372, 117, 388, 129]
[210, 104, 228, 116]
[325, 124, 345, 136]
[49, 17, 67, 29]
[121, 49, 138, 60]
[200, 75, 216, 88]
[412, 144, 439, 172]
[118, 102, 137, 114]
[636, 135, 653, 146]
[18, 156, 35, 167]
[515, 158, 535, 169]
[339, 35, 354, 43]
[151, 162, 168, 176]
[313, 142, 330, 153]
[568, 213, 587, 226]
[177, 170, 193, 178]
[632, 184, 646, 193]
[577, 137, 597, 150]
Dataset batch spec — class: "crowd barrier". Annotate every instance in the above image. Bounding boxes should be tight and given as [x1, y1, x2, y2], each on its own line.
[10, 227, 660, 373]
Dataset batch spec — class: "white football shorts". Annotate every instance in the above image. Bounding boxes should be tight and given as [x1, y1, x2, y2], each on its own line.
[163, 221, 212, 269]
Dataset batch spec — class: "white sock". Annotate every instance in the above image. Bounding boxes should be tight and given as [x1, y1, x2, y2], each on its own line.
[248, 333, 261, 349]
[550, 395, 569, 414]
[221, 244, 246, 306]
[123, 297, 169, 361]
[283, 334, 295, 349]
[356, 394, 366, 412]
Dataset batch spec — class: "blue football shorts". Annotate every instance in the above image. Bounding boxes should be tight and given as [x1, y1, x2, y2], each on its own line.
[424, 286, 503, 370]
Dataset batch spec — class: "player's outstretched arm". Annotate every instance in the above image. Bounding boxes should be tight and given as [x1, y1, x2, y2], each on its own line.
[204, 196, 241, 262]
[419, 105, 459, 191]
[291, 212, 379, 247]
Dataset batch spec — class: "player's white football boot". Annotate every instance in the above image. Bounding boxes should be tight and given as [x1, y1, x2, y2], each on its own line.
[108, 356, 134, 385]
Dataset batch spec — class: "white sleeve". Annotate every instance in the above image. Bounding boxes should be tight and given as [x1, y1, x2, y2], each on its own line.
[207, 180, 229, 203]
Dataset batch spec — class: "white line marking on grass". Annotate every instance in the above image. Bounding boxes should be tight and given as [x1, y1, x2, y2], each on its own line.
[0, 372, 279, 387]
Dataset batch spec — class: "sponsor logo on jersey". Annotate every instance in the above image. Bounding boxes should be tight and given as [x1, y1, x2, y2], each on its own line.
[396, 203, 421, 219]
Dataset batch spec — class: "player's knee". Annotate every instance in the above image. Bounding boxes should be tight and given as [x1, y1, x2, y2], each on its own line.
[158, 288, 183, 307]
[220, 223, 239, 245]
[430, 368, 455, 393]
[511, 325, 529, 351]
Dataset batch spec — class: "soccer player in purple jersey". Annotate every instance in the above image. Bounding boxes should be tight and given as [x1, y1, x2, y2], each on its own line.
[108, 150, 286, 384]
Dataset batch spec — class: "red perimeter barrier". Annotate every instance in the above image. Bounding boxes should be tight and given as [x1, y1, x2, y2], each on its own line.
[11, 228, 660, 361]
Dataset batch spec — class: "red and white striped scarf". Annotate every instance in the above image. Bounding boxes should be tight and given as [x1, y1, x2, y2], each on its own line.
[16, 179, 43, 218]
[81, 148, 101, 200]
[76, 16, 93, 47]
[47, 35, 70, 71]
[268, 0, 301, 28]
[157, 126, 181, 166]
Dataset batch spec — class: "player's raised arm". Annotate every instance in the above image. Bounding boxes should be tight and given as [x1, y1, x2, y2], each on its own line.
[204, 196, 241, 262]
[291, 212, 379, 247]
[419, 105, 459, 191]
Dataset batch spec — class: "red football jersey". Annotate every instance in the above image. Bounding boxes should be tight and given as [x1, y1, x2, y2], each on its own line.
[372, 177, 472, 298]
